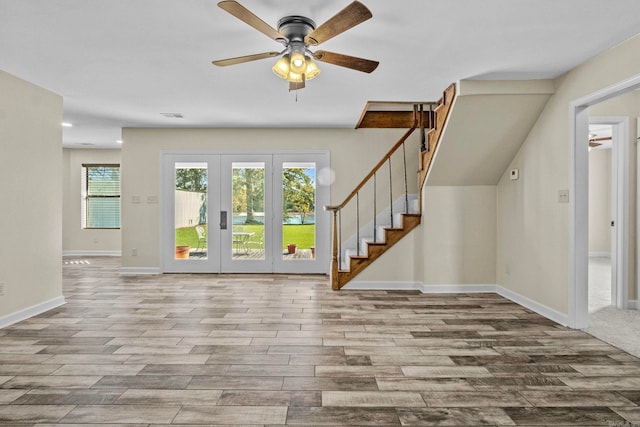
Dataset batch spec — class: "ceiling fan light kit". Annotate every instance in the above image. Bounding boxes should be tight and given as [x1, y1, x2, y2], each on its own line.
[272, 54, 321, 83]
[213, 1, 378, 91]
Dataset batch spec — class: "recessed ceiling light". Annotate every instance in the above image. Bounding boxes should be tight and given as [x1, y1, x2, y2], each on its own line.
[62, 122, 73, 127]
[116, 140, 123, 144]
[160, 112, 184, 118]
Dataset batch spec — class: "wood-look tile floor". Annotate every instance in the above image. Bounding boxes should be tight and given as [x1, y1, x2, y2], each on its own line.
[1, 257, 639, 426]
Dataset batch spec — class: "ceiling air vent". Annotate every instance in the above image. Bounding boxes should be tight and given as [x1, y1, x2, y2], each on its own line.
[160, 112, 184, 118]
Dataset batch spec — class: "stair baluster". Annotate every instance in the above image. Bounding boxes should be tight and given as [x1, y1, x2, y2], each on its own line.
[402, 140, 409, 214]
[356, 192, 360, 256]
[338, 209, 342, 272]
[373, 173, 377, 242]
[388, 157, 393, 227]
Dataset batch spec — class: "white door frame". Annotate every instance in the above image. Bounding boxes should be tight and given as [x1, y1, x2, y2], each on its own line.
[161, 153, 221, 273]
[160, 150, 330, 274]
[569, 75, 638, 328]
[589, 117, 628, 309]
[272, 152, 330, 274]
[220, 154, 273, 273]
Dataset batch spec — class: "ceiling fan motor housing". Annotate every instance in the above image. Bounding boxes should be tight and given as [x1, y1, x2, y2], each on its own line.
[277, 16, 316, 44]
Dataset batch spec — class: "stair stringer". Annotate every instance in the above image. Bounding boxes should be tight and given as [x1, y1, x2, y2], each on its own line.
[336, 213, 421, 288]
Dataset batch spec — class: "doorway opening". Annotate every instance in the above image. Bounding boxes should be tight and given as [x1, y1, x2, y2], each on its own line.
[587, 123, 614, 313]
[570, 76, 636, 329]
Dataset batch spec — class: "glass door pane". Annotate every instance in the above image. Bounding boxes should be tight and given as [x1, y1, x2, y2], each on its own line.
[282, 162, 316, 261]
[175, 162, 208, 260]
[221, 155, 272, 273]
[162, 154, 220, 273]
[273, 153, 329, 274]
[231, 162, 265, 260]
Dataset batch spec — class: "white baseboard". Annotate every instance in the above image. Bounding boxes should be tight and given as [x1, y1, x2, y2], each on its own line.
[345, 282, 496, 293]
[495, 285, 569, 326]
[343, 281, 423, 291]
[588, 252, 611, 258]
[342, 281, 570, 326]
[420, 284, 496, 294]
[63, 251, 122, 257]
[0, 296, 66, 329]
[119, 267, 161, 275]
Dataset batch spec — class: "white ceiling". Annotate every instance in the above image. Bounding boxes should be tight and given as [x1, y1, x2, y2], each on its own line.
[2, 0, 640, 149]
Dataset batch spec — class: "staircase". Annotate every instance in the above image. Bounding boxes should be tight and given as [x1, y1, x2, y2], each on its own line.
[326, 83, 456, 290]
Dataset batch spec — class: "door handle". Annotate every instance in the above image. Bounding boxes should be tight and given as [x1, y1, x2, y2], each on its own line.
[220, 211, 227, 230]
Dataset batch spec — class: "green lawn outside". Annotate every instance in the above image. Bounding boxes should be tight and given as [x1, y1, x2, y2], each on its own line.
[175, 224, 315, 250]
[282, 224, 315, 249]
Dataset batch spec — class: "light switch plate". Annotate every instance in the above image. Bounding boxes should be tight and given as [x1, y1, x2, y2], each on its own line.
[558, 189, 569, 203]
[510, 169, 519, 180]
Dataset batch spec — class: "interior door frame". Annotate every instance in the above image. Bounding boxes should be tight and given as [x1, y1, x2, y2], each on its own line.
[570, 74, 638, 328]
[589, 117, 627, 310]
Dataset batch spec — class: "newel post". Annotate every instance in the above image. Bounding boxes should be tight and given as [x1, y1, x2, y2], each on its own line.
[330, 209, 339, 290]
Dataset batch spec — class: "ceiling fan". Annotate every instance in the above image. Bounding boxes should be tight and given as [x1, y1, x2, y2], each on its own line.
[212, 1, 379, 91]
[588, 135, 612, 148]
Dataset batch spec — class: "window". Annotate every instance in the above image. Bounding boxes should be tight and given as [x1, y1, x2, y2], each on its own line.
[83, 164, 120, 229]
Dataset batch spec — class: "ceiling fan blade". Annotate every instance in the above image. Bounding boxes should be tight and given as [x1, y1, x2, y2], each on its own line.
[305, 1, 372, 46]
[313, 50, 379, 73]
[212, 51, 280, 67]
[218, 1, 284, 42]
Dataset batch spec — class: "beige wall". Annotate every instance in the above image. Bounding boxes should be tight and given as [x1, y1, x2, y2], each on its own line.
[121, 128, 419, 269]
[355, 186, 497, 285]
[588, 148, 612, 254]
[497, 33, 640, 314]
[62, 148, 122, 254]
[420, 186, 497, 285]
[0, 70, 63, 320]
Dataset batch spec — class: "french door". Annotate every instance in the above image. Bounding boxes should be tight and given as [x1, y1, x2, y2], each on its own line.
[162, 152, 329, 274]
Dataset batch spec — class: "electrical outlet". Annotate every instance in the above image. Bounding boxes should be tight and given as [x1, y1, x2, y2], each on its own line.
[131, 248, 137, 256]
[558, 189, 570, 203]
[510, 169, 519, 180]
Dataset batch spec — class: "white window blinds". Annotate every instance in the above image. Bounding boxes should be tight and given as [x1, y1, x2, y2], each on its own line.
[83, 164, 120, 229]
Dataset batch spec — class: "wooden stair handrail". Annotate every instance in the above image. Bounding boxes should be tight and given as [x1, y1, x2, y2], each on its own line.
[325, 122, 418, 212]
[419, 83, 456, 195]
